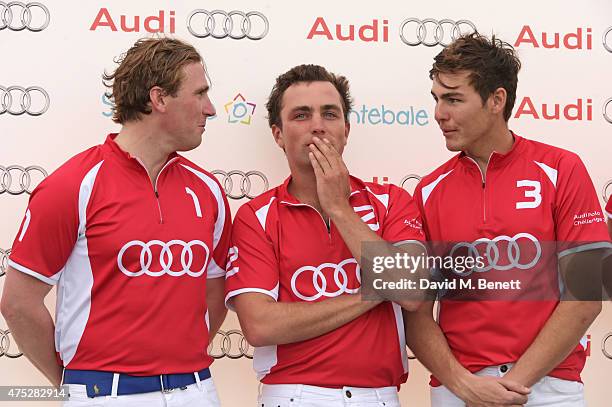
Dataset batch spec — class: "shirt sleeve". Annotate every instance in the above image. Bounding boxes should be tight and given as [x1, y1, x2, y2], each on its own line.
[224, 203, 279, 310]
[380, 185, 426, 245]
[207, 185, 232, 279]
[554, 154, 612, 257]
[8, 176, 80, 285]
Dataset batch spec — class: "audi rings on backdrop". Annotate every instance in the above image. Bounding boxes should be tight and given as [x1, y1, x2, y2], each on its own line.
[0, 248, 10, 277]
[0, 165, 47, 195]
[603, 26, 612, 53]
[187, 9, 269, 40]
[399, 18, 477, 47]
[0, 1, 50, 31]
[208, 329, 253, 359]
[212, 170, 269, 200]
[400, 174, 421, 194]
[602, 332, 612, 360]
[603, 179, 612, 203]
[0, 329, 22, 358]
[0, 86, 50, 116]
[603, 97, 612, 124]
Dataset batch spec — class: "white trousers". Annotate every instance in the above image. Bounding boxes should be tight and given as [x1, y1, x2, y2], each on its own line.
[430, 365, 585, 407]
[64, 377, 220, 407]
[258, 383, 401, 407]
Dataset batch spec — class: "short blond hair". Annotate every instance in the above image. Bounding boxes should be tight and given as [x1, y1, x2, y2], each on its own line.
[103, 37, 202, 124]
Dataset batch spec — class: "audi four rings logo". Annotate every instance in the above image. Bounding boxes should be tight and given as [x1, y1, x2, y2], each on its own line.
[603, 332, 612, 360]
[0, 248, 9, 277]
[212, 170, 269, 200]
[0, 86, 50, 115]
[449, 233, 541, 276]
[603, 180, 612, 203]
[117, 240, 210, 278]
[187, 9, 269, 40]
[208, 329, 253, 359]
[0, 329, 22, 358]
[603, 27, 612, 53]
[399, 18, 477, 47]
[0, 1, 49, 31]
[291, 259, 361, 301]
[0, 165, 47, 195]
[603, 98, 612, 124]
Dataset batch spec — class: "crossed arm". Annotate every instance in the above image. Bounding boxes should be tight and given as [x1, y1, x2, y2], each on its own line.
[0, 267, 62, 387]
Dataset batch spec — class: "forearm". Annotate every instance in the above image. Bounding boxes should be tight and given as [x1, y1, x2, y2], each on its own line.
[403, 307, 471, 394]
[3, 305, 62, 386]
[505, 300, 600, 387]
[208, 308, 227, 340]
[206, 277, 227, 340]
[328, 204, 379, 262]
[330, 206, 429, 309]
[236, 293, 381, 347]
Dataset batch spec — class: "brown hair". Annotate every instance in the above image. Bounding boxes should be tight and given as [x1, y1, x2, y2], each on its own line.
[430, 32, 521, 121]
[266, 64, 353, 128]
[103, 37, 202, 124]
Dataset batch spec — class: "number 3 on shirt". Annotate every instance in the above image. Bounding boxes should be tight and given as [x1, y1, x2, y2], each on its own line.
[516, 180, 541, 209]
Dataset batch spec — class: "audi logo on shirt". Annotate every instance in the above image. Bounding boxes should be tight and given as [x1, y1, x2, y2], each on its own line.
[448, 233, 542, 276]
[291, 259, 361, 301]
[117, 239, 210, 277]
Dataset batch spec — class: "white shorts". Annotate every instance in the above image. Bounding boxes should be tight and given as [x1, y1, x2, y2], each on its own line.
[259, 383, 400, 407]
[430, 364, 585, 407]
[64, 377, 220, 407]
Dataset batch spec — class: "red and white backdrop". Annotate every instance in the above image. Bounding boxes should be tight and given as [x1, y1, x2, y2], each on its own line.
[1, 0, 611, 405]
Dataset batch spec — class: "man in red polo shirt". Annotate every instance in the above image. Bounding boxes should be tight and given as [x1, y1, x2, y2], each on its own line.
[0, 38, 229, 406]
[404, 33, 611, 407]
[225, 64, 429, 406]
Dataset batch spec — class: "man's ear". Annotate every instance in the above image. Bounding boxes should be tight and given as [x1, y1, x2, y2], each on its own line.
[343, 121, 350, 146]
[149, 86, 168, 113]
[271, 124, 285, 150]
[489, 87, 507, 116]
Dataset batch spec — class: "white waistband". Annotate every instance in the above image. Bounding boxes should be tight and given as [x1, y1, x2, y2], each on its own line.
[261, 383, 398, 399]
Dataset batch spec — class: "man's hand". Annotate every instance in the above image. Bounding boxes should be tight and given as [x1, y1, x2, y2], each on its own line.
[455, 374, 530, 407]
[308, 136, 351, 216]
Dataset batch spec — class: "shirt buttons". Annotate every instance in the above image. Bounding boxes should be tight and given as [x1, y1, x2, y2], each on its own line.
[345, 390, 352, 398]
[500, 364, 508, 373]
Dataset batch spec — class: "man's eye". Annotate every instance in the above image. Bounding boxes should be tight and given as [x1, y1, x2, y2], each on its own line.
[324, 111, 338, 118]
